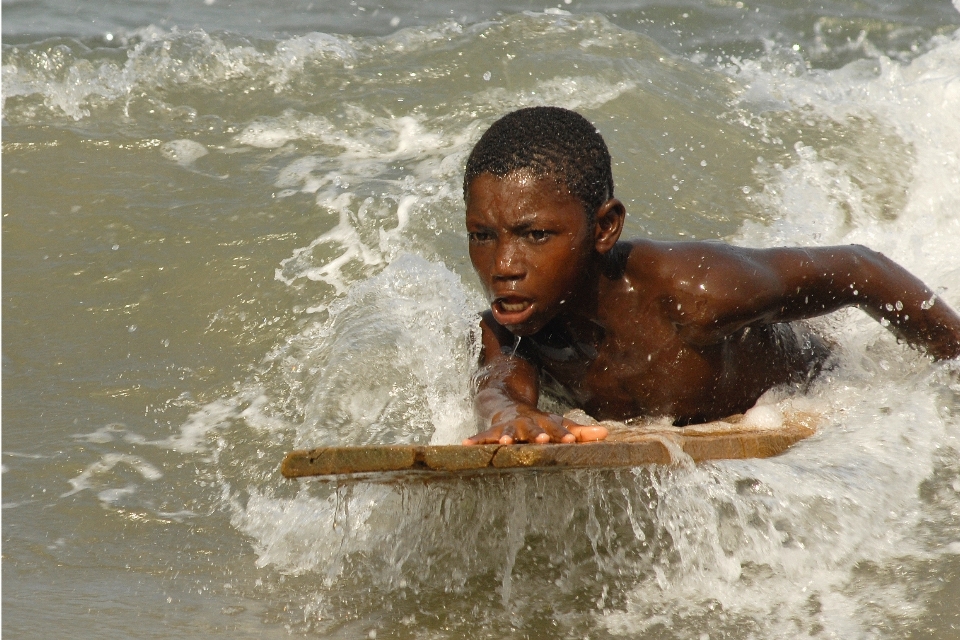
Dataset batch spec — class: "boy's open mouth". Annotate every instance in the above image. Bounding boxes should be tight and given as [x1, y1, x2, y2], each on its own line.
[493, 297, 535, 326]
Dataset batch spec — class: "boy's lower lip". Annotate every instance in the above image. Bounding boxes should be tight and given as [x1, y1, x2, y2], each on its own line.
[492, 299, 535, 326]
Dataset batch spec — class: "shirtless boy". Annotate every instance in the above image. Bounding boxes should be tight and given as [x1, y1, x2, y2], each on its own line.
[462, 106, 960, 445]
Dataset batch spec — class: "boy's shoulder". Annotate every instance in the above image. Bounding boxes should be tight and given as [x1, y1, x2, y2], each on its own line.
[614, 238, 776, 313]
[618, 238, 733, 281]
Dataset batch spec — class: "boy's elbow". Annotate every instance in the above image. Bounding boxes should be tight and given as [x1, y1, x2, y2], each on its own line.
[847, 244, 891, 274]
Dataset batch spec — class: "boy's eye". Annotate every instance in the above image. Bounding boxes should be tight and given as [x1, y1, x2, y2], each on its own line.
[468, 231, 493, 243]
[525, 230, 549, 242]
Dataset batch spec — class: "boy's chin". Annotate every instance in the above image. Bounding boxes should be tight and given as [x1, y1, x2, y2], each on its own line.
[502, 322, 542, 337]
[493, 312, 548, 337]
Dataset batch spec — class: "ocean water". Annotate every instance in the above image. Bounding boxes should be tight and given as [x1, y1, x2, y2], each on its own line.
[4, 1, 960, 638]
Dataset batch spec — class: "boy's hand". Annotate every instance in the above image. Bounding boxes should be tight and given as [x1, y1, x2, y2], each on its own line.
[463, 405, 608, 445]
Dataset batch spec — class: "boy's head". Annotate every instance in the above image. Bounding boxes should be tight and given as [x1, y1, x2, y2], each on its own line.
[463, 106, 614, 219]
[464, 108, 625, 335]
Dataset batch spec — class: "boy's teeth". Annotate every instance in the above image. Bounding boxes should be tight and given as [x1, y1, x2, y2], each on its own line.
[501, 301, 529, 312]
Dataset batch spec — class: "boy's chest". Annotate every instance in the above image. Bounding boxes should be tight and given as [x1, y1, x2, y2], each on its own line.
[529, 315, 695, 408]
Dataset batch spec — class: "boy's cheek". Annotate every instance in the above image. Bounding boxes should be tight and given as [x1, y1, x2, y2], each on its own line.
[467, 249, 491, 278]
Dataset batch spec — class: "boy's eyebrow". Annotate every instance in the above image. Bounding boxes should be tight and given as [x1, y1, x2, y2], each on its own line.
[509, 218, 540, 230]
[467, 210, 545, 229]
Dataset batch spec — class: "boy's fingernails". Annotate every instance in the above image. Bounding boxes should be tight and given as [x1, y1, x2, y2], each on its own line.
[575, 426, 607, 442]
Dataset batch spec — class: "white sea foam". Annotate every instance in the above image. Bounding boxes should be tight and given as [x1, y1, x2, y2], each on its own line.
[476, 76, 637, 113]
[288, 254, 481, 446]
[62, 453, 163, 498]
[1, 27, 350, 120]
[0, 18, 486, 123]
[269, 109, 486, 297]
[71, 394, 267, 457]
[160, 139, 209, 165]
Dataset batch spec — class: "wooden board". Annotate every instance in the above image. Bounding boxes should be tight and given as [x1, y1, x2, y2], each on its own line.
[280, 409, 820, 479]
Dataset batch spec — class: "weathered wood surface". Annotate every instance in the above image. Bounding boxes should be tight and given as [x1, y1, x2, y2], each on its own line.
[280, 409, 820, 479]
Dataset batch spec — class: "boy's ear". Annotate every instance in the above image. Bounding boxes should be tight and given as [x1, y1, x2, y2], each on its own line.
[593, 198, 625, 254]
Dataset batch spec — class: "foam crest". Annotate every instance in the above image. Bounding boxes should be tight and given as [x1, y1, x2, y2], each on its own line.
[602, 362, 957, 636]
[288, 254, 481, 447]
[271, 112, 482, 297]
[733, 33, 960, 270]
[728, 33, 960, 371]
[476, 76, 637, 113]
[62, 453, 163, 498]
[1, 27, 357, 121]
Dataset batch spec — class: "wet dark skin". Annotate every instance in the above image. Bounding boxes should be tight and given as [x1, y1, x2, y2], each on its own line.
[463, 170, 960, 445]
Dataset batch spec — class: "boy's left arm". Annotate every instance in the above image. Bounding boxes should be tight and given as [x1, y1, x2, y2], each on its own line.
[664, 243, 960, 360]
[825, 247, 960, 360]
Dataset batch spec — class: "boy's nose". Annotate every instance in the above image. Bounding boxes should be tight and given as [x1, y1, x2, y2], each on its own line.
[492, 243, 525, 280]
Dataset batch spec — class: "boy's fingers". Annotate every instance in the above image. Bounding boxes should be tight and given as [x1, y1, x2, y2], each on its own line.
[534, 414, 576, 443]
[463, 425, 508, 445]
[464, 415, 606, 445]
[564, 421, 608, 443]
[463, 420, 524, 445]
[511, 417, 548, 443]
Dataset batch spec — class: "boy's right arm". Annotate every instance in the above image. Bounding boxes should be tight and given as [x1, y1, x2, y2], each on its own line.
[464, 312, 607, 445]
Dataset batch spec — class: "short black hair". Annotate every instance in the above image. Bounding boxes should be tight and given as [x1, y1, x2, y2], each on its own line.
[463, 106, 614, 218]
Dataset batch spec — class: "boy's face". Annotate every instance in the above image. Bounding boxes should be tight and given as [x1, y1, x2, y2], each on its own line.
[466, 170, 595, 335]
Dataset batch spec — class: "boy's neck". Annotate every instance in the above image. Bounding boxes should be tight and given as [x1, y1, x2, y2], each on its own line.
[537, 242, 632, 346]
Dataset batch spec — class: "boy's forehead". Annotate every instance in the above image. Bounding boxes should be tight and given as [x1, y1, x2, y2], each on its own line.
[467, 169, 577, 210]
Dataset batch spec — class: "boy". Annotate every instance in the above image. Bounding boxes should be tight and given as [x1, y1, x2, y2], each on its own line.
[462, 106, 960, 445]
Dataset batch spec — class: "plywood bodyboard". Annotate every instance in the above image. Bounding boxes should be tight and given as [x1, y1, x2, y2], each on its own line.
[280, 410, 819, 479]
